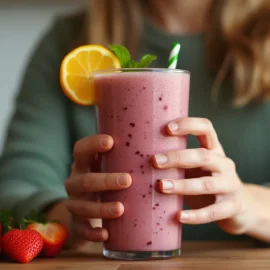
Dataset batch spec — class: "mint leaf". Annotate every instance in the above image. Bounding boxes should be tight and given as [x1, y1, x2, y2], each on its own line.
[137, 54, 157, 68]
[127, 60, 140, 68]
[109, 45, 131, 68]
[109, 45, 157, 68]
[127, 55, 157, 68]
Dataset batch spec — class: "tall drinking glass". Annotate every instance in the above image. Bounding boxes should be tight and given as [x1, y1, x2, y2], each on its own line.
[94, 69, 190, 260]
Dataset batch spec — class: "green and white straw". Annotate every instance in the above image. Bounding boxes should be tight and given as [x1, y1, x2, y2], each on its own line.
[168, 42, 181, 69]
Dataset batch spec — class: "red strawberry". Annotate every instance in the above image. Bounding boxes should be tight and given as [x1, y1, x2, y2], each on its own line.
[0, 209, 15, 257]
[1, 229, 43, 263]
[27, 222, 68, 257]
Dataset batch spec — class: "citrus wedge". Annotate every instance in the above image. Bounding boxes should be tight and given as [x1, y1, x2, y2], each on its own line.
[60, 45, 121, 105]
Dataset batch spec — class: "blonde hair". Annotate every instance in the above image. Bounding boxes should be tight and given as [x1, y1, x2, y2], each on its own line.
[87, 0, 270, 106]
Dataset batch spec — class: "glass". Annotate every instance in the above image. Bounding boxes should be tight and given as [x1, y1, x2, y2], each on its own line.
[94, 68, 190, 260]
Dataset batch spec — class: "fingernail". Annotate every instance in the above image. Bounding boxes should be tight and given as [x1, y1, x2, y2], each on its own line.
[110, 203, 120, 215]
[168, 122, 179, 132]
[161, 180, 174, 190]
[101, 136, 110, 147]
[117, 174, 129, 187]
[155, 154, 168, 165]
[180, 212, 189, 220]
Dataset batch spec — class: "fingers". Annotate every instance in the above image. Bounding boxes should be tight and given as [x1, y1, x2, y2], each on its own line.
[176, 200, 237, 224]
[153, 148, 235, 173]
[65, 173, 132, 197]
[71, 218, 108, 242]
[167, 117, 224, 154]
[159, 176, 241, 195]
[73, 135, 113, 172]
[67, 200, 124, 219]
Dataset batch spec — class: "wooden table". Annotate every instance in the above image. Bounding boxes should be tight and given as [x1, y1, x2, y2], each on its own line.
[1, 241, 270, 269]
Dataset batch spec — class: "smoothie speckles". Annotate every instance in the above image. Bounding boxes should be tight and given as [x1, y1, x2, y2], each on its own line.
[94, 71, 188, 251]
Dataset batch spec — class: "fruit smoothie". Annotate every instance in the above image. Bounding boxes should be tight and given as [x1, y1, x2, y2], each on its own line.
[94, 69, 190, 259]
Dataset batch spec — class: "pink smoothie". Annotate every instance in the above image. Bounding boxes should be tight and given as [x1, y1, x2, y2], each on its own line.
[94, 70, 190, 252]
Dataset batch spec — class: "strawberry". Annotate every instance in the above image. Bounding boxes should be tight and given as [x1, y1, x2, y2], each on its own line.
[1, 229, 43, 263]
[27, 222, 68, 257]
[0, 209, 15, 257]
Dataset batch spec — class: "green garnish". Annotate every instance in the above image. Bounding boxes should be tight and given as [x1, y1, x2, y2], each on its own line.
[23, 209, 46, 224]
[0, 209, 16, 234]
[109, 45, 157, 68]
[0, 209, 60, 235]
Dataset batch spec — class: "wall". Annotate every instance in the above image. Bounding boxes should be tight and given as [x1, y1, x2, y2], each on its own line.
[0, 0, 87, 152]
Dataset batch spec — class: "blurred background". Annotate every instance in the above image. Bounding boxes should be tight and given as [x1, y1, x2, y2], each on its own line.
[0, 0, 87, 152]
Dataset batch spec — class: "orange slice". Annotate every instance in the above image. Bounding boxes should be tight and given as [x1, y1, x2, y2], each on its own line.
[60, 45, 121, 105]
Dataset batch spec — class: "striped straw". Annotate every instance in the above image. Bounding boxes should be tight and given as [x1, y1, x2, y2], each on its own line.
[168, 42, 181, 69]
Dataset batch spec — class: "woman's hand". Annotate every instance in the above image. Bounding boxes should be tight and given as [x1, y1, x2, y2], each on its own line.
[64, 135, 132, 249]
[153, 117, 254, 236]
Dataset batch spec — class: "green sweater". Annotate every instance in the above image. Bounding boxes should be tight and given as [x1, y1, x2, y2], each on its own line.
[0, 14, 269, 241]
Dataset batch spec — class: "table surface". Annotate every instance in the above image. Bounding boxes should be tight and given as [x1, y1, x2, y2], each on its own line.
[1, 241, 270, 270]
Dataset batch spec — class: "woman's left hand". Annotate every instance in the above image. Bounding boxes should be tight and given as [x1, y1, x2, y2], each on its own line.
[152, 117, 254, 236]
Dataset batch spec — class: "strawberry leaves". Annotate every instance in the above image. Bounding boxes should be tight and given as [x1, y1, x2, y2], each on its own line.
[23, 210, 46, 225]
[0, 209, 16, 234]
[0, 209, 47, 235]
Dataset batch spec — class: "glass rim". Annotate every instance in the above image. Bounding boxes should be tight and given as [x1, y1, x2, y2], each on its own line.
[93, 68, 190, 75]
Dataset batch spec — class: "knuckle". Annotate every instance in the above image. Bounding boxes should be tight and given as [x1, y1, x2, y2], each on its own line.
[65, 178, 72, 194]
[99, 203, 109, 218]
[234, 178, 243, 190]
[202, 118, 213, 130]
[207, 210, 216, 222]
[84, 229, 98, 241]
[175, 151, 182, 164]
[234, 196, 244, 213]
[200, 177, 214, 193]
[79, 174, 89, 192]
[80, 203, 91, 217]
[226, 158, 236, 171]
[73, 140, 82, 160]
[199, 148, 211, 162]
[71, 162, 77, 172]
[104, 174, 113, 190]
[192, 212, 198, 223]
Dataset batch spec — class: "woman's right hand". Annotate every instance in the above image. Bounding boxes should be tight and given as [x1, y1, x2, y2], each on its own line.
[65, 135, 132, 249]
